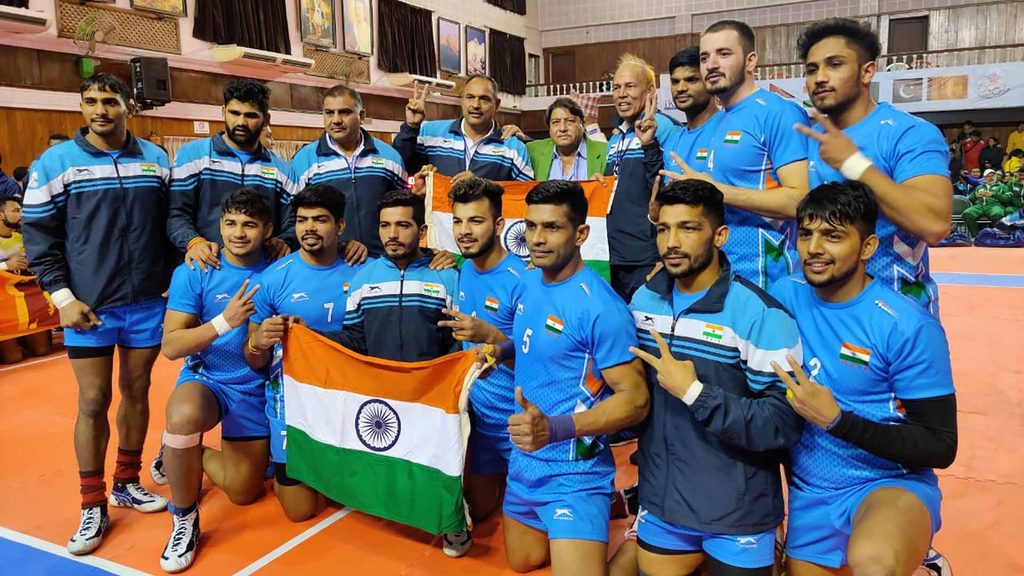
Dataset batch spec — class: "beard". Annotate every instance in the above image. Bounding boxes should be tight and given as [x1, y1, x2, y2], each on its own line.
[705, 68, 744, 96]
[662, 247, 713, 279]
[812, 85, 860, 116]
[803, 259, 858, 289]
[228, 125, 262, 148]
[1, 214, 21, 231]
[459, 233, 496, 260]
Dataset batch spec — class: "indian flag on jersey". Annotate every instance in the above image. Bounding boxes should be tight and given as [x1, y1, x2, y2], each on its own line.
[282, 325, 485, 535]
[702, 323, 724, 341]
[484, 296, 500, 313]
[426, 173, 612, 280]
[261, 166, 277, 178]
[696, 149, 709, 161]
[545, 314, 565, 336]
[724, 131, 743, 144]
[140, 163, 158, 175]
[839, 342, 871, 368]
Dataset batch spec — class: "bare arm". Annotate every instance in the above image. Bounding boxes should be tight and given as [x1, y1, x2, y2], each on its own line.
[572, 359, 650, 437]
[162, 310, 220, 360]
[859, 172, 952, 244]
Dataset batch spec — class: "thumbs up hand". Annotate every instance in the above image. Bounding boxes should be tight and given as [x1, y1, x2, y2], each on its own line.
[508, 387, 552, 453]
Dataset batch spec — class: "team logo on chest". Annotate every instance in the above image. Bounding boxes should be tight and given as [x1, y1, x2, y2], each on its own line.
[839, 342, 871, 369]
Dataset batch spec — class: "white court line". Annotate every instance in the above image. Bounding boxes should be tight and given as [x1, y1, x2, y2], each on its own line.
[0, 353, 67, 373]
[232, 507, 354, 576]
[0, 525, 150, 576]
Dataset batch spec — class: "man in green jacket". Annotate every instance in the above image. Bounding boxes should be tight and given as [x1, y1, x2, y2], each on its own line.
[963, 168, 1012, 236]
[527, 97, 607, 181]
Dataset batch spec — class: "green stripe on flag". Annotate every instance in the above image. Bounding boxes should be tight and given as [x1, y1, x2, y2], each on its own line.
[584, 260, 610, 281]
[286, 426, 466, 534]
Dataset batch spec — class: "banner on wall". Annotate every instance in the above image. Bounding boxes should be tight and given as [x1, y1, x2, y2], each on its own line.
[0, 272, 59, 339]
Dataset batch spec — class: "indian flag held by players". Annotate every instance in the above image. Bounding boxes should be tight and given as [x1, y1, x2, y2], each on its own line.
[426, 173, 612, 280]
[839, 342, 872, 368]
[282, 325, 484, 535]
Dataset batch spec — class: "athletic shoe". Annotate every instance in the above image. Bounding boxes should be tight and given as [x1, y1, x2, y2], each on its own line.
[67, 505, 109, 555]
[160, 507, 200, 573]
[109, 481, 168, 513]
[915, 548, 953, 576]
[442, 529, 472, 558]
[151, 445, 168, 486]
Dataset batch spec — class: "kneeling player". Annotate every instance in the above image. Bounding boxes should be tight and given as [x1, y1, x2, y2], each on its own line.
[770, 182, 958, 576]
[158, 189, 273, 572]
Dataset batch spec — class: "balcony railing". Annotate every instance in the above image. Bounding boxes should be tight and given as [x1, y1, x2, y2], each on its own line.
[526, 44, 1024, 97]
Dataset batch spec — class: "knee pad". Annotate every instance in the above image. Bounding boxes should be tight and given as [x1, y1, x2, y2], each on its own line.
[163, 430, 202, 449]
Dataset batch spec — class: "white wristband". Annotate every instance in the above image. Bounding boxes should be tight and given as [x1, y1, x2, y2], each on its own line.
[681, 379, 704, 406]
[51, 288, 77, 309]
[839, 151, 874, 181]
[210, 313, 233, 336]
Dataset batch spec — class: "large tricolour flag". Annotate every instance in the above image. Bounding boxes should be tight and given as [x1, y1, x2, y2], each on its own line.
[283, 325, 484, 534]
[426, 173, 614, 279]
[0, 271, 59, 339]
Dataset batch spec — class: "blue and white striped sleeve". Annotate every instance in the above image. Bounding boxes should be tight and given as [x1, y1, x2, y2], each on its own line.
[21, 155, 71, 294]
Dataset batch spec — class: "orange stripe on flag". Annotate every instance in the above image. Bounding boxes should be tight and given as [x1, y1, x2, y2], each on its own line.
[430, 174, 612, 218]
[842, 342, 871, 356]
[282, 325, 477, 414]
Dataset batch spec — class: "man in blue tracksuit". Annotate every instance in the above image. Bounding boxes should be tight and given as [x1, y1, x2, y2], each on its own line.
[168, 79, 296, 270]
[23, 74, 172, 556]
[393, 75, 533, 182]
[627, 180, 803, 575]
[290, 84, 407, 257]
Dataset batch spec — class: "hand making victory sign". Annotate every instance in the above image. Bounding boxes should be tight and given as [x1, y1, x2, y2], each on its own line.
[405, 81, 429, 128]
[635, 91, 659, 146]
[771, 354, 841, 430]
[629, 329, 699, 401]
[438, 307, 503, 343]
[793, 111, 862, 174]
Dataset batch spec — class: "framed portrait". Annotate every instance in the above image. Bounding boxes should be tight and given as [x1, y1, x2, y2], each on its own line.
[129, 0, 186, 17]
[342, 0, 373, 56]
[465, 26, 486, 76]
[299, 0, 337, 49]
[438, 17, 461, 74]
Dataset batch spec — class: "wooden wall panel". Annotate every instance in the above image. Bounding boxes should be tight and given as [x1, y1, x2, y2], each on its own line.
[929, 3, 1023, 52]
[544, 34, 698, 84]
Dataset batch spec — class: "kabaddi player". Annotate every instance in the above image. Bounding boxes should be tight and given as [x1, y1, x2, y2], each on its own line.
[660, 47, 722, 178]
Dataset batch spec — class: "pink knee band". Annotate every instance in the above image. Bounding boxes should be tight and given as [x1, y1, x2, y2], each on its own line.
[163, 430, 201, 449]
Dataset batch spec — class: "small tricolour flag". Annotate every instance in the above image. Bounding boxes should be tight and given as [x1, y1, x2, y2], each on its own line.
[724, 131, 742, 144]
[696, 149, 709, 161]
[283, 325, 484, 535]
[423, 283, 442, 297]
[545, 315, 564, 336]
[484, 296, 499, 313]
[702, 323, 724, 341]
[371, 157, 385, 167]
[342, 282, 351, 294]
[140, 163, 158, 175]
[839, 342, 871, 368]
[261, 166, 277, 178]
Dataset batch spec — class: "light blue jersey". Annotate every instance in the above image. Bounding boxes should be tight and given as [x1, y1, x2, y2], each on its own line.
[770, 276, 955, 493]
[166, 258, 268, 390]
[707, 89, 810, 289]
[807, 102, 950, 315]
[498, 266, 638, 493]
[662, 111, 723, 180]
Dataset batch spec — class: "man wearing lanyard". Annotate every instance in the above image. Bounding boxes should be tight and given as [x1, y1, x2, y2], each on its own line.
[394, 75, 534, 182]
[290, 84, 406, 258]
[526, 98, 607, 181]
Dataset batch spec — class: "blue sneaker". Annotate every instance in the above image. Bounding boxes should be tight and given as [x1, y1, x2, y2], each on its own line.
[109, 481, 167, 513]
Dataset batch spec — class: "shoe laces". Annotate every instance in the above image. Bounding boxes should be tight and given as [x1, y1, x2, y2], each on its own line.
[168, 513, 194, 552]
[76, 508, 101, 537]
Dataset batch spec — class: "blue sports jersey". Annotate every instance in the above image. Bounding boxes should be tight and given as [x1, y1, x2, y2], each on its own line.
[498, 266, 638, 493]
[707, 89, 810, 290]
[456, 252, 527, 432]
[166, 258, 268, 389]
[769, 276, 955, 492]
[807, 103, 950, 315]
[251, 252, 364, 422]
[662, 111, 723, 180]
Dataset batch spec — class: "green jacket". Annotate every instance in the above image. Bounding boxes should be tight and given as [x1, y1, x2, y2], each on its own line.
[1005, 179, 1024, 210]
[527, 137, 607, 181]
[969, 183, 1011, 207]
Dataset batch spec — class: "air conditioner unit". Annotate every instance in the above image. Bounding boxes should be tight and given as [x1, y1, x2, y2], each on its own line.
[210, 44, 315, 72]
[0, 5, 52, 34]
[387, 73, 456, 90]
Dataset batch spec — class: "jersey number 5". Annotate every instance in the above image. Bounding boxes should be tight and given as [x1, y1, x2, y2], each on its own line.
[521, 328, 533, 355]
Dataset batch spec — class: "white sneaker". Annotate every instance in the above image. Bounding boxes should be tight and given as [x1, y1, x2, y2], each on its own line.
[916, 548, 953, 576]
[109, 482, 168, 513]
[160, 507, 200, 573]
[442, 528, 472, 558]
[67, 506, 109, 555]
[151, 446, 168, 486]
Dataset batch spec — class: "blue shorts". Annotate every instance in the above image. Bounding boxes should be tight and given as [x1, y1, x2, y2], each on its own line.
[468, 424, 511, 476]
[635, 507, 775, 569]
[503, 477, 612, 542]
[65, 299, 165, 349]
[785, 473, 942, 569]
[176, 366, 269, 441]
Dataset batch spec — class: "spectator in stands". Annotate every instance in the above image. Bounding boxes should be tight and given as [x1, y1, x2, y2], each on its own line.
[954, 120, 975, 144]
[0, 153, 22, 198]
[961, 129, 983, 171]
[526, 97, 607, 181]
[1006, 169, 1024, 214]
[953, 171, 973, 196]
[948, 143, 963, 181]
[0, 194, 53, 363]
[962, 168, 1011, 236]
[1003, 148, 1023, 174]
[980, 137, 1005, 171]
[47, 133, 70, 148]
[1007, 121, 1024, 155]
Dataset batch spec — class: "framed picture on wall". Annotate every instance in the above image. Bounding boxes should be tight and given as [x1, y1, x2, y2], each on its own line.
[299, 0, 337, 49]
[465, 26, 486, 76]
[129, 0, 186, 17]
[342, 0, 374, 56]
[438, 17, 461, 74]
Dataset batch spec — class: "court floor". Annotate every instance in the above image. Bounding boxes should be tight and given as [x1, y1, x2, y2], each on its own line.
[1, 247, 1021, 575]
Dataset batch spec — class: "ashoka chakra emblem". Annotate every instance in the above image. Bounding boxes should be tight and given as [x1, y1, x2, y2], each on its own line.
[503, 220, 529, 258]
[355, 399, 401, 452]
